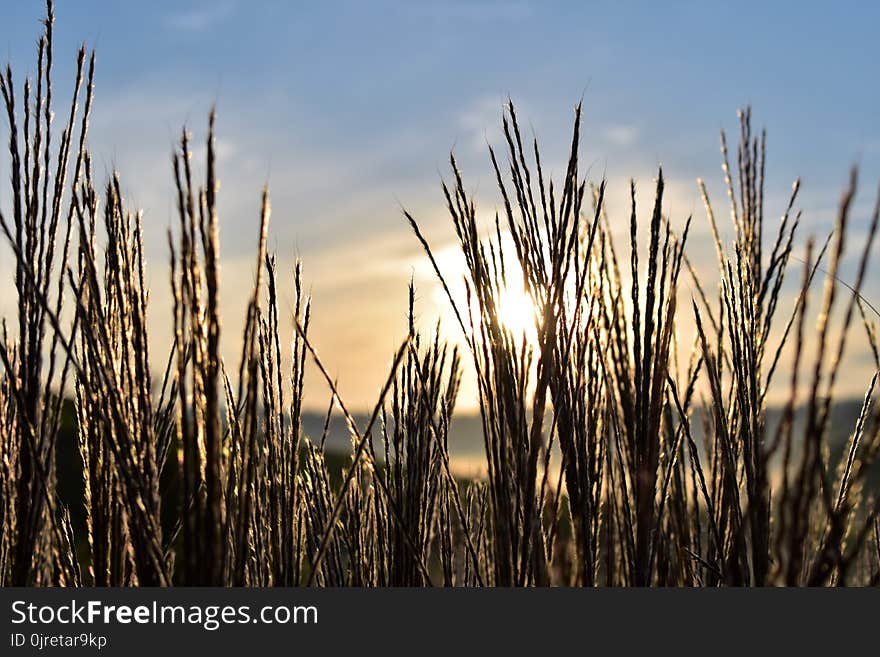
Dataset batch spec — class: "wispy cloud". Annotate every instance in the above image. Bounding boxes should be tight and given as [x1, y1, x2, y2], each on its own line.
[457, 96, 506, 154]
[602, 124, 639, 147]
[165, 1, 236, 32]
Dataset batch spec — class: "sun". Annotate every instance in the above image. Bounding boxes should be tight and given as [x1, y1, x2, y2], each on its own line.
[419, 234, 544, 351]
[495, 279, 539, 344]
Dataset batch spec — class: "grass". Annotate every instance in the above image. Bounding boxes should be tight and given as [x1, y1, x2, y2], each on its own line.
[1, 1, 879, 586]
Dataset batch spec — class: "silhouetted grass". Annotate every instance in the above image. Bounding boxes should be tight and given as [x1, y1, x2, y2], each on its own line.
[1, 2, 879, 587]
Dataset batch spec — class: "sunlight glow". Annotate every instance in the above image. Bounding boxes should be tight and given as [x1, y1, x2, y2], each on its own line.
[417, 231, 542, 351]
[494, 276, 540, 345]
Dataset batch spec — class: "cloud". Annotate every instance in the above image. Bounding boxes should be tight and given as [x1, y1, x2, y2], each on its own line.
[602, 124, 639, 147]
[456, 96, 508, 155]
[165, 1, 236, 32]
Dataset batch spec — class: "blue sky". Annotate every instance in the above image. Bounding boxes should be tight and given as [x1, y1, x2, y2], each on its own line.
[2, 1, 879, 409]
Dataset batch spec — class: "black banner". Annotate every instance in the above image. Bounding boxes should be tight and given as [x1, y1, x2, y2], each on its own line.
[1, 588, 876, 655]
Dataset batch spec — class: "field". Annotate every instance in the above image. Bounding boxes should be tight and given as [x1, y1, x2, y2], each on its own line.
[1, 2, 879, 587]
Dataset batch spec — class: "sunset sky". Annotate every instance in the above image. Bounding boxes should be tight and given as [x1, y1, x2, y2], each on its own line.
[2, 1, 879, 411]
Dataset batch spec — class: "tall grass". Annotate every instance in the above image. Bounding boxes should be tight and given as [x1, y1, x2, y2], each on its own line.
[1, 2, 879, 586]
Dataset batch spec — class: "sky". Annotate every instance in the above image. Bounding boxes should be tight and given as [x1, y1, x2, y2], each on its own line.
[1, 1, 879, 411]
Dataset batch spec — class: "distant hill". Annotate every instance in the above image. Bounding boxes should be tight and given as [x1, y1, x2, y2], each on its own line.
[303, 396, 879, 483]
